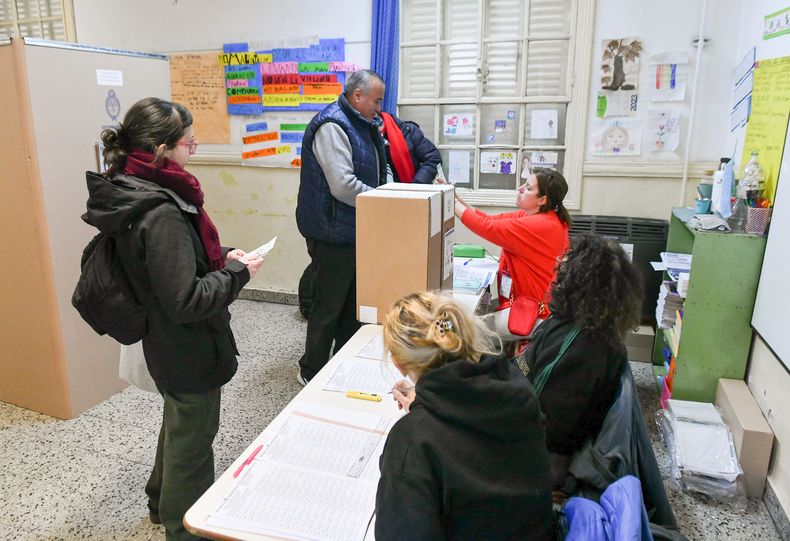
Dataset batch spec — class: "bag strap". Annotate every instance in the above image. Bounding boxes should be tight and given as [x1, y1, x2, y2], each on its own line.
[533, 324, 581, 397]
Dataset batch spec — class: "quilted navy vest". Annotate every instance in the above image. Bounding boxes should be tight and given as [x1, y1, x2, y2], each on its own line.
[296, 94, 386, 244]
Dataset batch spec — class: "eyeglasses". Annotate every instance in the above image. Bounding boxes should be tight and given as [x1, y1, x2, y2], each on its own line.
[176, 138, 198, 154]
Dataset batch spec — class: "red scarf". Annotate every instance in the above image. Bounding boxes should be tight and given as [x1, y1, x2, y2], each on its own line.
[381, 112, 416, 183]
[123, 150, 224, 271]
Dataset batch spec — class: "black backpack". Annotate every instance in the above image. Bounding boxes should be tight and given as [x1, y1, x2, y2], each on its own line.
[71, 232, 147, 345]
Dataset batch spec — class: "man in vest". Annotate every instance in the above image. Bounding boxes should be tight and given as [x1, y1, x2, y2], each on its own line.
[297, 111, 442, 320]
[295, 69, 388, 384]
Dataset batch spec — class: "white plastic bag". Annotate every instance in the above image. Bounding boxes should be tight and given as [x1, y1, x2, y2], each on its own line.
[119, 341, 158, 393]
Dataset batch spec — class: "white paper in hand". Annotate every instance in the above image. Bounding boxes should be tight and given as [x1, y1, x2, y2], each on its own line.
[249, 236, 277, 258]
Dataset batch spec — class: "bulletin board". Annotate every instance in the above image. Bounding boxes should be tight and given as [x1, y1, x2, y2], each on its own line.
[170, 36, 363, 168]
[740, 55, 790, 202]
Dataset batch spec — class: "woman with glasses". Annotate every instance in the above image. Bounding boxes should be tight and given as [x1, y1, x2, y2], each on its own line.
[524, 234, 643, 488]
[83, 97, 264, 540]
[449, 168, 571, 345]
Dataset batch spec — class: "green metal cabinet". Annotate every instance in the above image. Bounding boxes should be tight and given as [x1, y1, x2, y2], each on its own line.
[651, 208, 767, 402]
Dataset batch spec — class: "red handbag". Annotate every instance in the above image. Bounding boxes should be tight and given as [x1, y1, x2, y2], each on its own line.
[494, 296, 547, 337]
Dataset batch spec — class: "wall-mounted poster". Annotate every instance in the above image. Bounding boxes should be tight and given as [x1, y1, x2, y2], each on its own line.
[221, 38, 357, 116]
[444, 113, 474, 136]
[447, 150, 470, 184]
[600, 38, 643, 91]
[480, 151, 515, 174]
[591, 118, 642, 156]
[648, 52, 688, 102]
[646, 109, 680, 152]
[241, 113, 313, 168]
[530, 109, 558, 139]
[170, 52, 230, 144]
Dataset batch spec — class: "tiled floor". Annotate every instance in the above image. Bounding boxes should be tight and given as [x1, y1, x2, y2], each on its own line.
[0, 300, 783, 540]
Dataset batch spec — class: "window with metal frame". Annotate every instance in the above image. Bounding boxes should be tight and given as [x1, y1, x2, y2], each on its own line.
[0, 0, 74, 41]
[399, 0, 591, 208]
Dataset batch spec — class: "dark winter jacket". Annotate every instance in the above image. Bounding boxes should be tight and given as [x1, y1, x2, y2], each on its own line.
[83, 171, 249, 393]
[296, 94, 386, 244]
[384, 117, 442, 184]
[375, 355, 553, 541]
[525, 316, 625, 456]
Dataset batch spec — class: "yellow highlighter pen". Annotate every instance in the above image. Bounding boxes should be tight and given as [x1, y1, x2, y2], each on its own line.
[346, 390, 382, 402]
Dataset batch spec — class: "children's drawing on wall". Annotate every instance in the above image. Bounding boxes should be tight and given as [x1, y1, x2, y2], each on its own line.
[480, 151, 514, 174]
[591, 118, 642, 156]
[600, 38, 643, 91]
[520, 155, 532, 179]
[597, 92, 638, 117]
[646, 109, 680, 152]
[648, 52, 688, 102]
[531, 151, 559, 167]
[530, 109, 558, 139]
[444, 113, 474, 137]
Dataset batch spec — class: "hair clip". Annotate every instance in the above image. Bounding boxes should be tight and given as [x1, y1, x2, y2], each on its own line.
[434, 318, 454, 335]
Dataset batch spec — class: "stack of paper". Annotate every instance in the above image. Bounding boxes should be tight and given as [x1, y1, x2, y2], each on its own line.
[206, 404, 394, 541]
[660, 252, 692, 282]
[667, 399, 724, 424]
[452, 265, 494, 294]
[677, 272, 690, 297]
[655, 281, 685, 329]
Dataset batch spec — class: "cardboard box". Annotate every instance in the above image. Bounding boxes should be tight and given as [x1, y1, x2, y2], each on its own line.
[378, 182, 455, 290]
[625, 325, 655, 348]
[356, 189, 443, 324]
[626, 325, 655, 363]
[715, 379, 774, 498]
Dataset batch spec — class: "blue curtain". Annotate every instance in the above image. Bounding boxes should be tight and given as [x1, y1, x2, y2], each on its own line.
[370, 0, 399, 114]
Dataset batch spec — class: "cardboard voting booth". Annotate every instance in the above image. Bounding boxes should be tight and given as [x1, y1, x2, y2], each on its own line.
[377, 182, 455, 291]
[356, 189, 444, 324]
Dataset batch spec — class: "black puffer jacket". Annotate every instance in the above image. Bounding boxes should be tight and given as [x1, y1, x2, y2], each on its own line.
[385, 116, 442, 184]
[83, 171, 249, 393]
[375, 355, 553, 541]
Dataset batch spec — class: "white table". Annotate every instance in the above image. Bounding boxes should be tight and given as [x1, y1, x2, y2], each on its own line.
[184, 324, 398, 541]
[185, 258, 499, 540]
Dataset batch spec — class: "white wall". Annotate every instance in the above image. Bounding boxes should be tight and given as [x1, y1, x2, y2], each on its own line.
[73, 0, 372, 59]
[578, 0, 741, 215]
[730, 0, 790, 521]
[72, 0, 372, 294]
[585, 0, 741, 164]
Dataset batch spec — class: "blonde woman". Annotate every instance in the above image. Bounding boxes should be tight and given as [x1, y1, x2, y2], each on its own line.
[375, 292, 553, 540]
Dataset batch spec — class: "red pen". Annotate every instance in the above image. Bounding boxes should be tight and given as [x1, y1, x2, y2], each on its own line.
[233, 444, 264, 478]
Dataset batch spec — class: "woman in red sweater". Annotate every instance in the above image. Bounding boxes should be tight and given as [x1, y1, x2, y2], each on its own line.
[455, 168, 571, 339]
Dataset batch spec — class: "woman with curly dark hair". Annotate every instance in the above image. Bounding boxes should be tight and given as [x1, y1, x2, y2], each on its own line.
[523, 233, 643, 487]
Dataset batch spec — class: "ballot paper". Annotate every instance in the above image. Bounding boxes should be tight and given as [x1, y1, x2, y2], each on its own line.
[357, 333, 384, 360]
[324, 357, 401, 396]
[248, 236, 277, 258]
[207, 404, 393, 541]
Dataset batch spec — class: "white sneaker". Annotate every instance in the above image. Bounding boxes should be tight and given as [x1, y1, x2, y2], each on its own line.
[296, 371, 309, 387]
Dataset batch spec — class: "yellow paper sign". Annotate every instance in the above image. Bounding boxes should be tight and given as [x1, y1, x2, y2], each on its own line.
[301, 94, 338, 104]
[263, 94, 302, 107]
[219, 52, 273, 65]
[741, 56, 790, 202]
